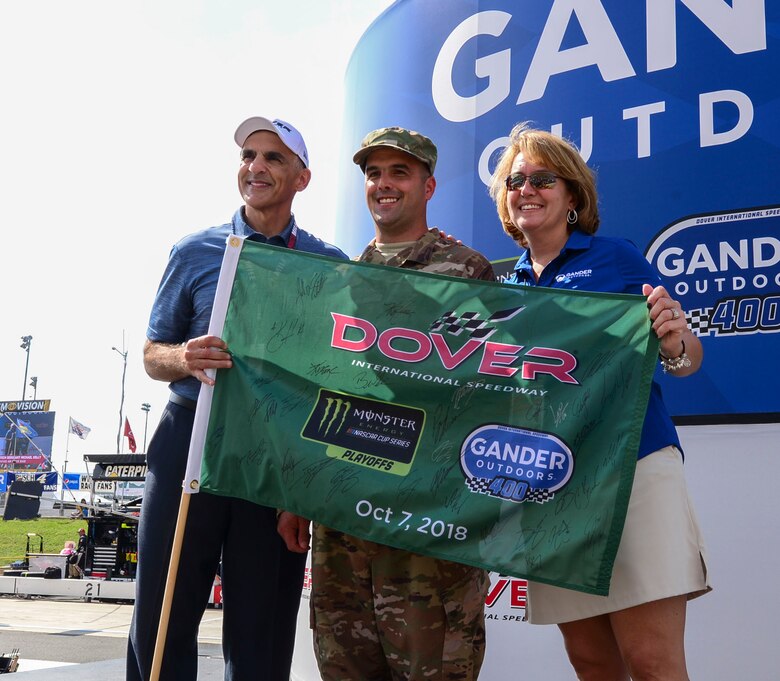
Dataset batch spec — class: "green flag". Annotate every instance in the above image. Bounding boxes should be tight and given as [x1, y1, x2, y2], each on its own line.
[190, 237, 658, 596]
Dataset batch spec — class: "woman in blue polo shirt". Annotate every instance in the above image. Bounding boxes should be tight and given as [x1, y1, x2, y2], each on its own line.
[489, 123, 710, 681]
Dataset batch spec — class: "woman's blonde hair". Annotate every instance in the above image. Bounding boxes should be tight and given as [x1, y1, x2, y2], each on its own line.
[488, 123, 600, 247]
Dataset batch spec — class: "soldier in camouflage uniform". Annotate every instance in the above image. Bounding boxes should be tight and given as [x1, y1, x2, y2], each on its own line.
[279, 127, 493, 681]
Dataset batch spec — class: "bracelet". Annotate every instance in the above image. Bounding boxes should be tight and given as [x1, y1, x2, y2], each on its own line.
[659, 340, 692, 373]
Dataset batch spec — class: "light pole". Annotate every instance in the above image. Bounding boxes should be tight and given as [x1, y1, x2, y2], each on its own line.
[29, 377, 38, 399]
[20, 335, 32, 399]
[141, 403, 151, 452]
[112, 344, 128, 454]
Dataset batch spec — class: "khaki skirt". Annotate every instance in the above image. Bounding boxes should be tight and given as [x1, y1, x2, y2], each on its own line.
[525, 445, 711, 624]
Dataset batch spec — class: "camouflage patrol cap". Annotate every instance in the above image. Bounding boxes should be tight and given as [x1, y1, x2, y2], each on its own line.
[353, 127, 437, 174]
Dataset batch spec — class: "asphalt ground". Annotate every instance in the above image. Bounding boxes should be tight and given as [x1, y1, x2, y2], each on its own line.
[0, 595, 224, 678]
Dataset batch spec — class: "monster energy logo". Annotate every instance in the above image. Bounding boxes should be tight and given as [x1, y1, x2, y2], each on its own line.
[302, 389, 424, 477]
[319, 398, 351, 436]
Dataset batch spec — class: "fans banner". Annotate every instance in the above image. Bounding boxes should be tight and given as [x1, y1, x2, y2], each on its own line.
[187, 238, 658, 595]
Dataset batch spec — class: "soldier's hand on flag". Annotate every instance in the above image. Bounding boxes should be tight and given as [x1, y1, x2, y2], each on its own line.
[277, 511, 311, 553]
[184, 335, 233, 386]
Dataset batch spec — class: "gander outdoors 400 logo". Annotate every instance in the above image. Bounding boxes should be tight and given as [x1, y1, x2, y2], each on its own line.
[645, 206, 780, 338]
[460, 424, 574, 504]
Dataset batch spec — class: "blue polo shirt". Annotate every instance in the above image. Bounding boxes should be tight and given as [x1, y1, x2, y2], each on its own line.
[147, 208, 348, 401]
[508, 230, 680, 459]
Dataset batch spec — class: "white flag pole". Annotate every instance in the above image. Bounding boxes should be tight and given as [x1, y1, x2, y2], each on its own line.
[59, 426, 71, 516]
[150, 235, 245, 681]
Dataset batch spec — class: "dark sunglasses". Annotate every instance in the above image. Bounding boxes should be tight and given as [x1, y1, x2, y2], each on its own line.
[504, 172, 559, 191]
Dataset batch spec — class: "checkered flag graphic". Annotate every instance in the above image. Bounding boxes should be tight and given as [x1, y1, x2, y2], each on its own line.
[465, 478, 493, 494]
[429, 306, 525, 341]
[465, 478, 556, 504]
[524, 488, 555, 504]
[685, 308, 713, 337]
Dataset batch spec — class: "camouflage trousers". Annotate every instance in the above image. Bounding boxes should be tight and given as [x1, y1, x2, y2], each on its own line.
[311, 523, 490, 681]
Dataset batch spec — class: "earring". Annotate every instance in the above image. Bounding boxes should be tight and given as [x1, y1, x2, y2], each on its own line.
[566, 208, 578, 225]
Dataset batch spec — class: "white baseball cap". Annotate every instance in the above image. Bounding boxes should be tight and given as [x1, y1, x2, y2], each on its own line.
[234, 116, 309, 167]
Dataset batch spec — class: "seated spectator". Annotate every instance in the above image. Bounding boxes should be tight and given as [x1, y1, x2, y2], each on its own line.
[67, 528, 88, 578]
[71, 498, 89, 519]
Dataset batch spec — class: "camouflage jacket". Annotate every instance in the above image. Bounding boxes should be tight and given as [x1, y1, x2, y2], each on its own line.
[357, 231, 496, 281]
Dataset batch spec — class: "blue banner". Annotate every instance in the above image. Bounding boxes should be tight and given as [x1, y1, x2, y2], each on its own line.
[39, 472, 58, 491]
[338, 0, 779, 420]
[18, 472, 58, 491]
[63, 472, 81, 490]
[2, 471, 59, 491]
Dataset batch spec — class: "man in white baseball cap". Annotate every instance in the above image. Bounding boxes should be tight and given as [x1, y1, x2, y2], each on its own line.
[127, 116, 347, 681]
